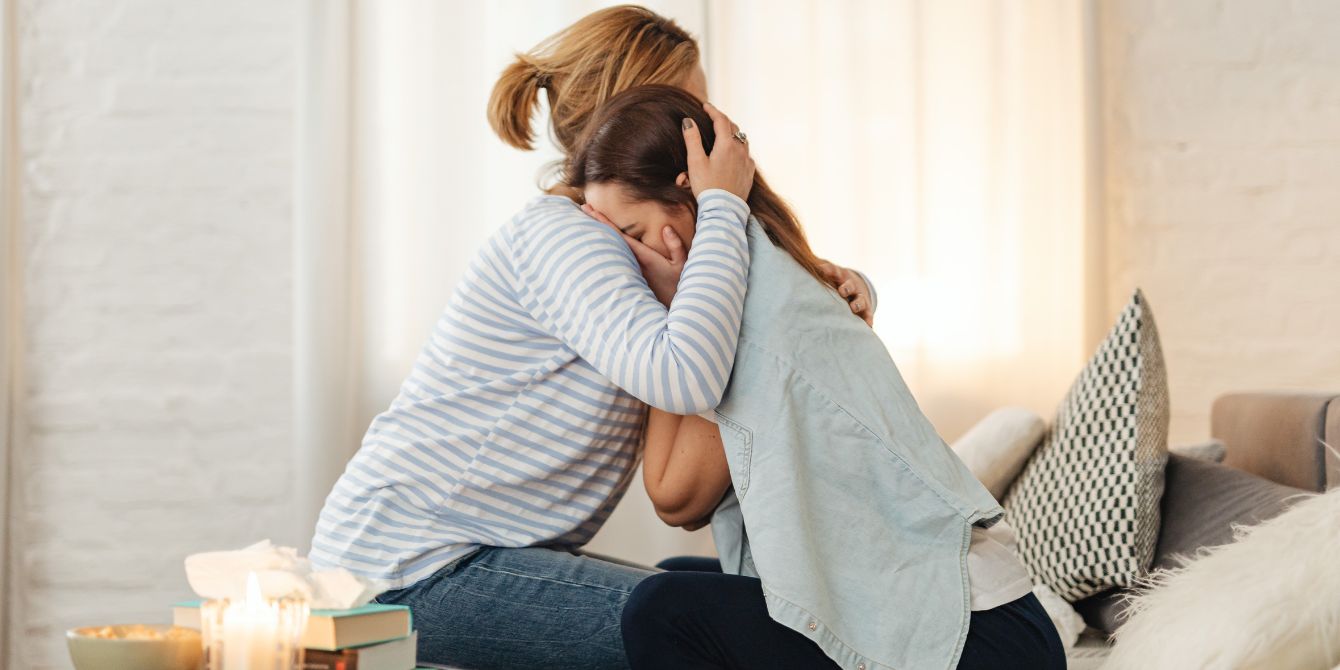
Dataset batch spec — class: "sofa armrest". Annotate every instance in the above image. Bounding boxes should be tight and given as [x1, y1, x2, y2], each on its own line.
[1327, 400, 1339, 491]
[1211, 392, 1339, 492]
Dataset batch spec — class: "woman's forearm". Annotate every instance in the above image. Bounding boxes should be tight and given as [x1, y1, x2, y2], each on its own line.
[642, 408, 733, 527]
[512, 191, 749, 416]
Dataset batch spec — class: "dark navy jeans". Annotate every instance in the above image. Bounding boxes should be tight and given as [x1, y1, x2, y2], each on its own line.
[625, 556, 1067, 670]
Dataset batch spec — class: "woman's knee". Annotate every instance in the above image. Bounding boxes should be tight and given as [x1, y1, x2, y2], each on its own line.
[622, 571, 678, 630]
[654, 555, 722, 572]
[621, 572, 682, 666]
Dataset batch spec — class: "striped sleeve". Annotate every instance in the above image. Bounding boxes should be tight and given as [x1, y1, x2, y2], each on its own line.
[511, 189, 751, 415]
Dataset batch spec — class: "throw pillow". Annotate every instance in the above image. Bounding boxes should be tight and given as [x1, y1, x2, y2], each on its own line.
[949, 407, 1047, 500]
[1003, 288, 1170, 602]
[1072, 452, 1310, 634]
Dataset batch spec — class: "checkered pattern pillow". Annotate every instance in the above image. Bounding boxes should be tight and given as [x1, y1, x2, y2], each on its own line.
[1003, 288, 1170, 602]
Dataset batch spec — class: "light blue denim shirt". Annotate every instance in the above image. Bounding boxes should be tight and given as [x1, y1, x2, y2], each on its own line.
[709, 219, 1004, 670]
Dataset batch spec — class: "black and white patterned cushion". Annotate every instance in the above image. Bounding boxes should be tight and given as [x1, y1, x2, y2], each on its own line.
[1003, 288, 1170, 602]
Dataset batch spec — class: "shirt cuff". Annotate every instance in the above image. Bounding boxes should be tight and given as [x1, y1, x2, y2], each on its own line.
[696, 189, 750, 225]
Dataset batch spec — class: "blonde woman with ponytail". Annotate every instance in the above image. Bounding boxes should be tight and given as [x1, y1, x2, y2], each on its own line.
[309, 6, 874, 668]
[487, 6, 706, 157]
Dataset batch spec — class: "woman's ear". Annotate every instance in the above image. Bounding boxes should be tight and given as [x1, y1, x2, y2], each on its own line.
[675, 172, 691, 190]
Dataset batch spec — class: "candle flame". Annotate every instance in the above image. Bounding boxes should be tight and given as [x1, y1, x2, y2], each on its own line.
[244, 571, 264, 608]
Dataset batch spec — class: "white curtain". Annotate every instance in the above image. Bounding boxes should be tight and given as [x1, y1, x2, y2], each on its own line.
[294, 0, 1098, 565]
[704, 0, 1102, 441]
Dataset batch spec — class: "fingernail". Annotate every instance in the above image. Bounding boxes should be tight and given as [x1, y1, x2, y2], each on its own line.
[682, 118, 694, 130]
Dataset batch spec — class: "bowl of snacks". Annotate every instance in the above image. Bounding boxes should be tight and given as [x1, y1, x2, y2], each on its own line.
[66, 624, 202, 670]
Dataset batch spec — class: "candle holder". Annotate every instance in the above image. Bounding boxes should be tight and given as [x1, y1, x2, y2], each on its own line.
[200, 574, 309, 670]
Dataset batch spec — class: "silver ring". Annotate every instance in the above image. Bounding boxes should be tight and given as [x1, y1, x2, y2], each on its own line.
[733, 130, 747, 144]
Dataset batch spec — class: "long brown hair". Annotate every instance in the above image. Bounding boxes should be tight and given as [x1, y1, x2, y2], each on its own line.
[487, 5, 699, 158]
[566, 85, 837, 291]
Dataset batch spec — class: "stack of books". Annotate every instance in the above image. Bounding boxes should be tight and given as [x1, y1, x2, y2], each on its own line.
[173, 600, 426, 670]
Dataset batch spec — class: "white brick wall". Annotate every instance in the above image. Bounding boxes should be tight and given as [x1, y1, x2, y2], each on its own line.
[14, 1, 295, 667]
[1099, 0, 1340, 445]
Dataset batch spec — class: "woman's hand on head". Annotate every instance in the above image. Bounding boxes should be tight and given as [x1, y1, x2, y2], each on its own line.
[683, 102, 755, 201]
[583, 203, 686, 307]
[820, 262, 875, 327]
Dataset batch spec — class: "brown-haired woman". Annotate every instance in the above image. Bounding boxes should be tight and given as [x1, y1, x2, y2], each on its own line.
[309, 5, 874, 669]
[572, 85, 1065, 670]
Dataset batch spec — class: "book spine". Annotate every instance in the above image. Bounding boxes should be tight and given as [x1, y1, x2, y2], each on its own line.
[301, 650, 356, 670]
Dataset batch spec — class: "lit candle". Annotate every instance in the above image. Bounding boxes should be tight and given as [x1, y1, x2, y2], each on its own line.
[222, 573, 279, 670]
[201, 572, 308, 670]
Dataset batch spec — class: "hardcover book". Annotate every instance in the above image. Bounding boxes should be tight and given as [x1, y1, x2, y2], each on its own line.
[173, 600, 412, 651]
[302, 631, 417, 670]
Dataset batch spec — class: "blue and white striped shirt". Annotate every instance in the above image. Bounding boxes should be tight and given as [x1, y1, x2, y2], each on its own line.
[309, 189, 751, 590]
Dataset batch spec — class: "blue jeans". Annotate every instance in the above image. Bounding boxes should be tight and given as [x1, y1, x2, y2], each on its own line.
[374, 545, 656, 669]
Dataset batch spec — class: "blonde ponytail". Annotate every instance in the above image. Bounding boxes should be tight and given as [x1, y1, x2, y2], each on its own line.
[488, 58, 547, 151]
[486, 5, 699, 161]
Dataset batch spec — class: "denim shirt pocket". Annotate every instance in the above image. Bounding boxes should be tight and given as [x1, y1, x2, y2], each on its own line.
[714, 412, 755, 497]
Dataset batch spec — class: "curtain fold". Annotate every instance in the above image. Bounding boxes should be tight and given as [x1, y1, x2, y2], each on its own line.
[704, 0, 1100, 441]
[293, 0, 1097, 565]
[293, 0, 356, 548]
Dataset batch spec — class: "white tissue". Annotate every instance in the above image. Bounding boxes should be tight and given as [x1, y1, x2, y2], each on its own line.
[184, 539, 385, 609]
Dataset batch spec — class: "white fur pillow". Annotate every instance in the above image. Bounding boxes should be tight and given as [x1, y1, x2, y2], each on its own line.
[950, 407, 1046, 500]
[1106, 489, 1337, 670]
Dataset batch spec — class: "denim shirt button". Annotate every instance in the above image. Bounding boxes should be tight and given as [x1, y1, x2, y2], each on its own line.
[858, 664, 866, 670]
[807, 620, 817, 631]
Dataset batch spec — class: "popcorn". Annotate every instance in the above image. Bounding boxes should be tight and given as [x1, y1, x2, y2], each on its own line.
[78, 625, 196, 640]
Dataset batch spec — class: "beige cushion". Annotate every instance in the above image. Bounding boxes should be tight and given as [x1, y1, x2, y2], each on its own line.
[950, 407, 1046, 500]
